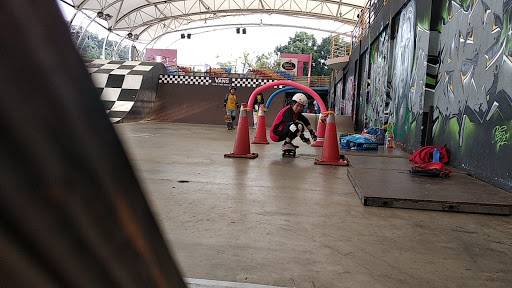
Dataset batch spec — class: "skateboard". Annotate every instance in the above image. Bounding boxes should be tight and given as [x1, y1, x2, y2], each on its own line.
[224, 115, 234, 130]
[282, 147, 296, 158]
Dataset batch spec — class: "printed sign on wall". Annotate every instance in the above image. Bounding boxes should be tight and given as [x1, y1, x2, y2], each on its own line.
[280, 58, 298, 76]
[212, 77, 232, 86]
[146, 48, 177, 66]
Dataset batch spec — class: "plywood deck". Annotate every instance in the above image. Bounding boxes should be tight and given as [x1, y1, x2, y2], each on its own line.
[346, 152, 512, 215]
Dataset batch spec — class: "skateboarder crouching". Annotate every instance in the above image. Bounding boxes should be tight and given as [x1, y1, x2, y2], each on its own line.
[223, 86, 239, 130]
[270, 93, 317, 150]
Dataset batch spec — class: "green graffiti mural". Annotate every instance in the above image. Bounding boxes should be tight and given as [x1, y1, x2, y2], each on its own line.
[391, 0, 416, 142]
[434, 0, 512, 148]
[368, 30, 390, 128]
[492, 126, 510, 149]
[388, 0, 429, 148]
[504, 5, 512, 56]
[417, 10, 431, 31]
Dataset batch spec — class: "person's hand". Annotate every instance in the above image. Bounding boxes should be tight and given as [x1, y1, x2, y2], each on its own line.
[310, 129, 317, 141]
[300, 135, 311, 145]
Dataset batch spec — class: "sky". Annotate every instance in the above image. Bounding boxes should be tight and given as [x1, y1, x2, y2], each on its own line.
[57, 1, 352, 71]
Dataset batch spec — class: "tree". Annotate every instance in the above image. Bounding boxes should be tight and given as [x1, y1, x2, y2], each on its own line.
[253, 52, 280, 70]
[240, 52, 253, 73]
[216, 59, 235, 73]
[69, 24, 130, 60]
[275, 31, 318, 55]
[312, 36, 333, 76]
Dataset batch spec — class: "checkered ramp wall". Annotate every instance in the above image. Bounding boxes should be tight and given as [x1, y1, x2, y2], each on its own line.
[85, 59, 158, 123]
[159, 75, 211, 85]
[159, 75, 286, 88]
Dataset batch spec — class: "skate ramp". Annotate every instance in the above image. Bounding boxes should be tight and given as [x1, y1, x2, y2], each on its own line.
[147, 75, 283, 125]
[85, 59, 167, 123]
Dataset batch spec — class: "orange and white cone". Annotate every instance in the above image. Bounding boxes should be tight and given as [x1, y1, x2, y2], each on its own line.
[251, 104, 269, 144]
[311, 113, 326, 147]
[225, 103, 258, 159]
[314, 111, 348, 166]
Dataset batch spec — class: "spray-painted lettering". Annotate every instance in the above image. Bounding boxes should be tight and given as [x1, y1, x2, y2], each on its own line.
[492, 126, 509, 149]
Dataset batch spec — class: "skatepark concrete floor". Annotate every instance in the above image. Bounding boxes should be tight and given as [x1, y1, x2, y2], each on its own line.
[115, 122, 512, 288]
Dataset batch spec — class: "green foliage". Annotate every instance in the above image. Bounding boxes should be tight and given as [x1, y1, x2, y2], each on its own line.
[275, 31, 317, 54]
[253, 52, 280, 70]
[314, 36, 334, 76]
[217, 60, 235, 69]
[241, 52, 253, 73]
[70, 24, 130, 60]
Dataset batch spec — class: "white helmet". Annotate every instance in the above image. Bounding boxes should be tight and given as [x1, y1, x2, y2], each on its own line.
[292, 93, 308, 106]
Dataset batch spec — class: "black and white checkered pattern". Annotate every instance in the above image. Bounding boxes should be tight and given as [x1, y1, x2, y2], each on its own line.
[85, 59, 156, 75]
[85, 60, 158, 123]
[232, 78, 286, 88]
[159, 75, 211, 85]
[232, 78, 274, 87]
[159, 75, 285, 88]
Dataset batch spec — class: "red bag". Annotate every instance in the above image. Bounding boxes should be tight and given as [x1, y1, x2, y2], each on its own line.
[410, 162, 452, 178]
[410, 146, 449, 164]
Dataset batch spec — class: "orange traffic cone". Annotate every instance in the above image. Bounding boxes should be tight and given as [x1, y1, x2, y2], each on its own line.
[314, 111, 348, 166]
[225, 103, 258, 159]
[311, 113, 326, 147]
[252, 104, 269, 144]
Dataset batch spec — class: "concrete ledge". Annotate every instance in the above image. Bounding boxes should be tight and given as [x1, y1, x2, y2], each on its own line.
[303, 113, 354, 134]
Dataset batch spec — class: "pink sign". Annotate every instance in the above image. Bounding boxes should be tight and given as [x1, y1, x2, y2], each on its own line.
[145, 49, 177, 66]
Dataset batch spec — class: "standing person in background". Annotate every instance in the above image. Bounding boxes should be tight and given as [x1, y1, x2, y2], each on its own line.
[223, 86, 239, 130]
[252, 92, 265, 128]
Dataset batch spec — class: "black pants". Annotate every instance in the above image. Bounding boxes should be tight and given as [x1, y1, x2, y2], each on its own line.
[273, 121, 305, 142]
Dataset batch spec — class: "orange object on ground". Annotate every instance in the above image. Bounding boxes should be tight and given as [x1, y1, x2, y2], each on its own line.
[386, 134, 395, 148]
[251, 105, 269, 144]
[224, 103, 258, 159]
[314, 111, 348, 166]
[311, 114, 326, 147]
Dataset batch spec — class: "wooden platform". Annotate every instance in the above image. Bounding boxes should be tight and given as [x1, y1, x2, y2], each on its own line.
[345, 149, 512, 215]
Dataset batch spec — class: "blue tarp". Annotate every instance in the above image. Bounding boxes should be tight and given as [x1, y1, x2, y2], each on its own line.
[340, 134, 379, 150]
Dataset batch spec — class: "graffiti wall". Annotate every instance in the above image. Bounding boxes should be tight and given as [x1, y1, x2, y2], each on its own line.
[335, 80, 343, 114]
[368, 30, 391, 128]
[432, 0, 512, 191]
[389, 0, 430, 150]
[356, 0, 430, 150]
[344, 0, 511, 191]
[359, 50, 370, 129]
[344, 76, 355, 116]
